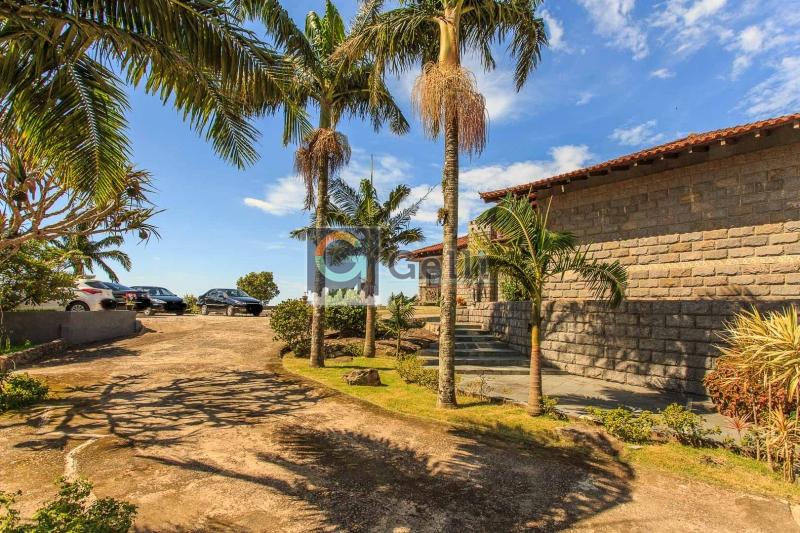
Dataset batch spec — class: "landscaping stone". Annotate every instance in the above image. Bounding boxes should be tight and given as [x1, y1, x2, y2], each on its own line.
[342, 368, 381, 386]
[0, 340, 67, 372]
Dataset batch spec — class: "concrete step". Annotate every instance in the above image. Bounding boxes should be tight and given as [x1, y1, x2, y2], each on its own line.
[429, 341, 507, 350]
[454, 365, 530, 376]
[420, 347, 522, 357]
[454, 324, 485, 331]
[420, 356, 529, 367]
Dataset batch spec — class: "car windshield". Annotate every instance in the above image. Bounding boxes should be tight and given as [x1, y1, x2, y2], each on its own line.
[105, 283, 133, 291]
[146, 288, 175, 296]
[223, 289, 250, 298]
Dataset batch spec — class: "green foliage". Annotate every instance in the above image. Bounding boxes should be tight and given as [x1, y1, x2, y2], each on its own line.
[0, 478, 136, 532]
[0, 372, 49, 413]
[660, 403, 720, 447]
[396, 354, 438, 391]
[325, 305, 367, 336]
[55, 228, 131, 283]
[342, 342, 364, 357]
[271, 299, 312, 356]
[540, 395, 566, 420]
[383, 293, 417, 355]
[0, 242, 76, 312]
[500, 277, 527, 301]
[587, 407, 655, 444]
[236, 272, 280, 304]
[183, 294, 199, 315]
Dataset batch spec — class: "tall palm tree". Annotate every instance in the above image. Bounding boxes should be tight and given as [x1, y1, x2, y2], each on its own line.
[244, 0, 409, 367]
[327, 178, 425, 358]
[1, 1, 306, 200]
[341, 0, 548, 408]
[55, 229, 132, 283]
[461, 194, 627, 415]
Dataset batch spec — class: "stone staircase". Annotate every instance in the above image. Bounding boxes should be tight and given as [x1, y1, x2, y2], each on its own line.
[419, 323, 529, 375]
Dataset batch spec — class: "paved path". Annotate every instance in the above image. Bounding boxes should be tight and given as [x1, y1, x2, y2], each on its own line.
[1, 316, 797, 532]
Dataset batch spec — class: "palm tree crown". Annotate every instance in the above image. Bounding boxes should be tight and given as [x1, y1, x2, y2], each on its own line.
[55, 229, 132, 283]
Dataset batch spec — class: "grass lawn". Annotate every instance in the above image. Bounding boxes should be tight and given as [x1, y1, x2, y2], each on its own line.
[0, 342, 34, 356]
[284, 355, 800, 502]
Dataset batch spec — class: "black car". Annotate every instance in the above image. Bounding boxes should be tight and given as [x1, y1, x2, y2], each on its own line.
[103, 282, 152, 312]
[197, 289, 263, 317]
[131, 286, 187, 316]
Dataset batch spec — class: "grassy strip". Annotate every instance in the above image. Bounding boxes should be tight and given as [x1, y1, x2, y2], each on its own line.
[0, 342, 34, 356]
[284, 355, 800, 502]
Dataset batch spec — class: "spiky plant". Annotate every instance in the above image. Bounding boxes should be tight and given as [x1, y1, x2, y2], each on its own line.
[460, 194, 627, 415]
[340, 0, 548, 408]
[55, 229, 132, 283]
[385, 293, 418, 356]
[242, 0, 409, 368]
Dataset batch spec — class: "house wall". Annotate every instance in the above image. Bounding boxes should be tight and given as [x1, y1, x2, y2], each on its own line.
[466, 132, 800, 394]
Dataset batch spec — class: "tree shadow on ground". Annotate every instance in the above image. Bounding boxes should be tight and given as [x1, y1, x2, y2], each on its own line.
[12, 369, 320, 450]
[140, 423, 633, 532]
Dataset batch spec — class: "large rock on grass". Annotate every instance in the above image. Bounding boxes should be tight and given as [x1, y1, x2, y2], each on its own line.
[342, 368, 381, 386]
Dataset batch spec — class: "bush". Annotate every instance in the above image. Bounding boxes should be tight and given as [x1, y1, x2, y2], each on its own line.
[396, 354, 438, 391]
[325, 305, 366, 336]
[236, 271, 279, 304]
[587, 407, 655, 444]
[660, 403, 720, 447]
[0, 372, 48, 413]
[541, 395, 566, 420]
[342, 342, 363, 357]
[500, 277, 527, 301]
[271, 299, 312, 356]
[183, 294, 199, 314]
[0, 478, 136, 532]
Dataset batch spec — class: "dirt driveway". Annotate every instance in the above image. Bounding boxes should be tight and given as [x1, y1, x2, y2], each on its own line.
[1, 316, 797, 532]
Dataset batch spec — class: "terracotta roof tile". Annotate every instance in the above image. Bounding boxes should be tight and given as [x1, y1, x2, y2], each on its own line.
[406, 235, 469, 259]
[480, 113, 800, 201]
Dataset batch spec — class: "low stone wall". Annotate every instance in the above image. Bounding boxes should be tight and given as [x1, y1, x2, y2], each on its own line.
[4, 311, 139, 346]
[457, 300, 797, 395]
[0, 340, 67, 372]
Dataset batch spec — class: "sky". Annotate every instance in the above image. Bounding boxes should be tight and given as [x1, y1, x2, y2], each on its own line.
[118, 0, 800, 303]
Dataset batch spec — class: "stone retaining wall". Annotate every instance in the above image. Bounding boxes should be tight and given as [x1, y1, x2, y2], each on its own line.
[457, 300, 798, 395]
[0, 340, 67, 372]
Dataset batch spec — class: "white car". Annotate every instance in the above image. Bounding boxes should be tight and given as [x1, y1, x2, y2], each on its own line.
[25, 279, 118, 312]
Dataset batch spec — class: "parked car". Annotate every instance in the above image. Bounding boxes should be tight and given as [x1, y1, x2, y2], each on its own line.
[19, 279, 117, 312]
[197, 289, 263, 317]
[102, 282, 152, 312]
[131, 286, 187, 316]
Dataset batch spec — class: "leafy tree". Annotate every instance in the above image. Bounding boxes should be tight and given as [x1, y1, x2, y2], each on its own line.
[236, 271, 280, 303]
[1, 0, 306, 201]
[383, 293, 417, 356]
[55, 228, 131, 283]
[0, 242, 75, 314]
[461, 194, 626, 415]
[326, 178, 424, 357]
[341, 0, 548, 408]
[271, 299, 313, 356]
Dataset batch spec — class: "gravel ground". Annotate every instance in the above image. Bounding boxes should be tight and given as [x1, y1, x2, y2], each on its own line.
[1, 315, 797, 532]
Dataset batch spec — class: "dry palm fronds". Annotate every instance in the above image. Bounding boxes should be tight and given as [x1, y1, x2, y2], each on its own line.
[294, 128, 351, 209]
[411, 62, 487, 155]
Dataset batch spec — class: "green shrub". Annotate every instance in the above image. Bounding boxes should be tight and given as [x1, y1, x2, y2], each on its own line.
[660, 403, 720, 447]
[0, 372, 48, 413]
[541, 395, 566, 420]
[500, 277, 527, 301]
[271, 299, 312, 356]
[396, 354, 438, 391]
[342, 342, 363, 357]
[587, 407, 655, 444]
[0, 478, 136, 532]
[325, 305, 366, 336]
[183, 294, 199, 314]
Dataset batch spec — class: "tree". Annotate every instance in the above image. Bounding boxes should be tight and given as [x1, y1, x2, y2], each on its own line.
[384, 293, 418, 356]
[461, 194, 627, 415]
[326, 178, 424, 357]
[0, 0, 307, 201]
[237, 272, 280, 303]
[0, 241, 75, 315]
[55, 229, 131, 283]
[341, 0, 548, 408]
[243, 0, 409, 368]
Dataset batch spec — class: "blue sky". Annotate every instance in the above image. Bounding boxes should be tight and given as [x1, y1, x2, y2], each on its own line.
[119, 0, 800, 302]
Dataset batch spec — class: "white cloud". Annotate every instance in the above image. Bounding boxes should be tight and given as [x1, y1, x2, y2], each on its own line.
[577, 0, 649, 60]
[649, 68, 675, 79]
[651, 0, 729, 55]
[244, 176, 306, 216]
[576, 92, 594, 105]
[541, 9, 567, 51]
[729, 15, 800, 78]
[741, 56, 800, 117]
[683, 0, 727, 25]
[610, 120, 666, 146]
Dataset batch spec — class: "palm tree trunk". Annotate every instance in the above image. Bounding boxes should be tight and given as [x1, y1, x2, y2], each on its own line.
[363, 259, 377, 358]
[437, 108, 459, 409]
[527, 299, 544, 416]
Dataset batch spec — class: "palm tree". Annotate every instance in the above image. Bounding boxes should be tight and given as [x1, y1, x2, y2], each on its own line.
[245, 1, 409, 368]
[384, 293, 418, 355]
[55, 229, 132, 283]
[327, 178, 425, 358]
[340, 0, 548, 408]
[1, 1, 306, 200]
[461, 194, 627, 415]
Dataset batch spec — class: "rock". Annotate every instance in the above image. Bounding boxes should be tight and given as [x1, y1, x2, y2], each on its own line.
[342, 368, 381, 386]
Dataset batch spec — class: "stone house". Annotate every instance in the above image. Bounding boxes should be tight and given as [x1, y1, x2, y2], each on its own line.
[407, 113, 800, 394]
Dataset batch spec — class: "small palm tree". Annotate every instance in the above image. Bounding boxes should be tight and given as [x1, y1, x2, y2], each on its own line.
[341, 0, 548, 408]
[247, 1, 409, 368]
[384, 293, 418, 356]
[328, 178, 425, 358]
[461, 194, 627, 415]
[55, 229, 132, 283]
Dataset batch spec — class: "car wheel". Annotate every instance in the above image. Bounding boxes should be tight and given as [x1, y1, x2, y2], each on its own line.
[201, 305, 209, 316]
[250, 311, 261, 317]
[67, 301, 90, 312]
[142, 307, 155, 316]
[226, 305, 235, 317]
